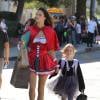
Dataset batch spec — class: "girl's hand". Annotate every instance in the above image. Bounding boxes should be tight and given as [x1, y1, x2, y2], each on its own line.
[81, 89, 84, 94]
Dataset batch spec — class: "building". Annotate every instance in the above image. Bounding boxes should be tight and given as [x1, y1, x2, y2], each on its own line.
[0, 0, 16, 12]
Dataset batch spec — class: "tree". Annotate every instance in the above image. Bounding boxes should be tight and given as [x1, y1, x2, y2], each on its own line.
[97, 0, 100, 5]
[13, 0, 59, 21]
[15, 0, 25, 21]
[59, 0, 72, 8]
[76, 0, 86, 18]
[90, 0, 96, 19]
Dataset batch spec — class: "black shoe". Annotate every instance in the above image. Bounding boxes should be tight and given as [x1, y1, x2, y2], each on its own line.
[90, 44, 93, 47]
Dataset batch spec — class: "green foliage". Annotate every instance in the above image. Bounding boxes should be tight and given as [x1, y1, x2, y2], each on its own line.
[59, 0, 72, 7]
[47, 0, 59, 6]
[97, 0, 100, 5]
[12, 0, 59, 6]
[25, 0, 32, 2]
[25, 1, 48, 9]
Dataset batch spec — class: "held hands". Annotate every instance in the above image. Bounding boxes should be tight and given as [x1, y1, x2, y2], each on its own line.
[49, 67, 59, 79]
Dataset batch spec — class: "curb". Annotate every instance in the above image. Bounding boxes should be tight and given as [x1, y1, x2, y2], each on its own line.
[77, 46, 100, 54]
[9, 45, 100, 61]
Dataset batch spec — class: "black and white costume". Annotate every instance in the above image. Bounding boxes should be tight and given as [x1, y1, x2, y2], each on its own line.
[48, 58, 85, 100]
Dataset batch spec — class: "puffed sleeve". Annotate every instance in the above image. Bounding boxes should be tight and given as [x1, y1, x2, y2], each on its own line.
[77, 62, 85, 92]
[46, 28, 60, 51]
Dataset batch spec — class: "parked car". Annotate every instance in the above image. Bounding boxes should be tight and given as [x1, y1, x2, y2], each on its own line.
[97, 19, 100, 34]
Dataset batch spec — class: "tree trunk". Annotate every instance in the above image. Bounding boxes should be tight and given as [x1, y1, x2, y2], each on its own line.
[76, 0, 86, 18]
[16, 0, 25, 21]
[90, 0, 96, 19]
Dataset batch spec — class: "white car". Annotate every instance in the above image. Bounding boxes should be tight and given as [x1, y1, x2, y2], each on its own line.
[97, 19, 100, 24]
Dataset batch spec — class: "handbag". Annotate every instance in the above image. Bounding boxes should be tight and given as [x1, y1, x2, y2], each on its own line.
[10, 58, 30, 89]
[18, 46, 29, 68]
[76, 92, 87, 100]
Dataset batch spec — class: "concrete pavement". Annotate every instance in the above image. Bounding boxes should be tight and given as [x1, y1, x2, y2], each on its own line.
[0, 42, 100, 100]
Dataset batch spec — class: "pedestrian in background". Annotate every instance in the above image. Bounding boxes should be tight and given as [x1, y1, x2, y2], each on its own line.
[55, 16, 64, 46]
[48, 43, 85, 100]
[68, 16, 77, 45]
[21, 7, 59, 100]
[87, 16, 98, 47]
[0, 27, 9, 88]
[76, 21, 82, 44]
[0, 18, 8, 34]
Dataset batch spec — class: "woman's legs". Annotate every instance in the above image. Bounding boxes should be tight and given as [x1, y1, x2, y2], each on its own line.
[29, 72, 37, 100]
[37, 75, 48, 100]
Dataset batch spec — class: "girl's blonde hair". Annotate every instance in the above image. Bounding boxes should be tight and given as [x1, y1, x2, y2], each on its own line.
[61, 43, 77, 54]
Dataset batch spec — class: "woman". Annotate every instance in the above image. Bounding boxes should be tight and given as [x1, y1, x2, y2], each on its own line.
[0, 27, 9, 88]
[21, 8, 59, 100]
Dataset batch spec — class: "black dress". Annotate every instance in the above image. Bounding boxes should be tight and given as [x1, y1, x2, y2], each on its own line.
[48, 58, 85, 97]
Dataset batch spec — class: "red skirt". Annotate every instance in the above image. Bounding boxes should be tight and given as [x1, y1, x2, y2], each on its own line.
[28, 51, 58, 75]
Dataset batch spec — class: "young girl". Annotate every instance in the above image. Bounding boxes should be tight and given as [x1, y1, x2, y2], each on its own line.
[48, 43, 85, 100]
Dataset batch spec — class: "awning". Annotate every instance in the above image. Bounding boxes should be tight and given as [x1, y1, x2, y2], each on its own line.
[47, 7, 64, 14]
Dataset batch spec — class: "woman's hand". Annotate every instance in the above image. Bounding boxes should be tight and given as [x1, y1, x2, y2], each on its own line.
[17, 41, 25, 50]
[48, 67, 59, 79]
[4, 57, 9, 65]
[48, 71, 58, 79]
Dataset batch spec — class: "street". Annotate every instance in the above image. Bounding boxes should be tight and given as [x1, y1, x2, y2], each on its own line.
[0, 50, 100, 100]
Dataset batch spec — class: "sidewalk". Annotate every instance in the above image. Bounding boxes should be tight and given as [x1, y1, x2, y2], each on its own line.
[9, 42, 100, 58]
[8, 42, 100, 68]
[0, 42, 100, 100]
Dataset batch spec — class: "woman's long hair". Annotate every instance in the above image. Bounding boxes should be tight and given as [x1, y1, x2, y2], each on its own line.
[38, 8, 53, 27]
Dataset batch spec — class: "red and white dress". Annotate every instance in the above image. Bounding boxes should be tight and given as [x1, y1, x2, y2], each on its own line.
[27, 25, 59, 75]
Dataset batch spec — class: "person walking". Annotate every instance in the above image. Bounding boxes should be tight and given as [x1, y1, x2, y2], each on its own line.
[76, 21, 82, 44]
[21, 8, 59, 100]
[0, 18, 8, 34]
[87, 16, 98, 47]
[0, 27, 9, 88]
[48, 43, 85, 100]
[55, 16, 64, 46]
